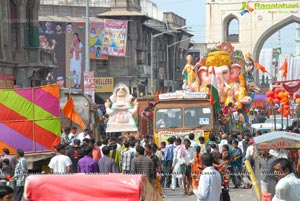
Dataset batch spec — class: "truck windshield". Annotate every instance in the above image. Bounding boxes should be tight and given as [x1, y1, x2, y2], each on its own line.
[184, 107, 211, 127]
[155, 108, 182, 128]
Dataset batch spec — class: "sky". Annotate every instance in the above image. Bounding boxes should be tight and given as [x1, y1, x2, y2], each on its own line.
[150, 0, 206, 43]
[150, 0, 297, 55]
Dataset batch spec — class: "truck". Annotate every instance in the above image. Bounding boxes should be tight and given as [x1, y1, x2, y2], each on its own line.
[0, 85, 99, 172]
[153, 91, 218, 145]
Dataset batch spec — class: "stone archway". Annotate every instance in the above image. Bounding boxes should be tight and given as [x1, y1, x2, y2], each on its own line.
[253, 15, 300, 61]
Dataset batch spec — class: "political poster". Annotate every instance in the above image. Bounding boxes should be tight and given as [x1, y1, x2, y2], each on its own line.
[90, 22, 108, 60]
[103, 19, 127, 57]
[65, 22, 85, 90]
[39, 21, 66, 87]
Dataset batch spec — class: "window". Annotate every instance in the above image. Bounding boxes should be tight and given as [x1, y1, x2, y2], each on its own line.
[156, 108, 182, 128]
[224, 16, 239, 43]
[24, 1, 38, 48]
[184, 107, 211, 127]
[10, 1, 18, 48]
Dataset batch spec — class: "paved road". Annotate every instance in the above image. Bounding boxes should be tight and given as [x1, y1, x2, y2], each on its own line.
[164, 186, 255, 201]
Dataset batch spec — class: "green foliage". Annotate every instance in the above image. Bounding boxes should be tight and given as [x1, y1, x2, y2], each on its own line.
[233, 50, 244, 58]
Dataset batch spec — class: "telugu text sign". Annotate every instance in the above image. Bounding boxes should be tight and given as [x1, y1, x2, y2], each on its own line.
[94, 77, 114, 93]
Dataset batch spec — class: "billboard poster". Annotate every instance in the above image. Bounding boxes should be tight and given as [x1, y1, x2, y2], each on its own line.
[94, 77, 114, 93]
[103, 19, 127, 57]
[84, 71, 95, 102]
[39, 21, 66, 87]
[65, 22, 85, 90]
[90, 22, 108, 60]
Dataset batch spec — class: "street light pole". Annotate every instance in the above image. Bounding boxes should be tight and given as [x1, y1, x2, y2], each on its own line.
[85, 0, 90, 72]
[150, 26, 189, 94]
[150, 31, 174, 95]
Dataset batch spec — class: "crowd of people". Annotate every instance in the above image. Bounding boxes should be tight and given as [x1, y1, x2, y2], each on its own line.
[1, 120, 300, 200]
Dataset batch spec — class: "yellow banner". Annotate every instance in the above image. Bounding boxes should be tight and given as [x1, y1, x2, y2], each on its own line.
[94, 77, 114, 92]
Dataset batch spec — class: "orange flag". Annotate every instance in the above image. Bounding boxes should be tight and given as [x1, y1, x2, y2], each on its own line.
[62, 96, 86, 129]
[253, 61, 268, 73]
[279, 59, 288, 78]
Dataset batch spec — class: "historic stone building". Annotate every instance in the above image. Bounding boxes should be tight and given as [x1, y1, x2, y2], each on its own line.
[39, 0, 192, 101]
[205, 0, 300, 60]
[0, 0, 57, 88]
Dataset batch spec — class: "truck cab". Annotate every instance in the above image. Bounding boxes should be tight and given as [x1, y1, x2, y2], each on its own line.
[153, 91, 216, 145]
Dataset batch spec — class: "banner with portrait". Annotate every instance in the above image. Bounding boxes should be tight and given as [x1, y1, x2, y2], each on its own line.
[65, 22, 85, 90]
[103, 19, 127, 57]
[39, 21, 66, 88]
[90, 22, 108, 60]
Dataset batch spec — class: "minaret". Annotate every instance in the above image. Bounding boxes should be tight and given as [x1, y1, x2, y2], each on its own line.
[296, 23, 300, 55]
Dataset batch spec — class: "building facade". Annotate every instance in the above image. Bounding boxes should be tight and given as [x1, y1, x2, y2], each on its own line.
[39, 0, 192, 102]
[205, 0, 300, 61]
[0, 0, 57, 89]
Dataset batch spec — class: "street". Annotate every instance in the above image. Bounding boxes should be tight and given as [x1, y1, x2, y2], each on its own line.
[164, 186, 255, 201]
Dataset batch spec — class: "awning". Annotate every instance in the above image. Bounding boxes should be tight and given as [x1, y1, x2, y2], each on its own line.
[254, 131, 300, 149]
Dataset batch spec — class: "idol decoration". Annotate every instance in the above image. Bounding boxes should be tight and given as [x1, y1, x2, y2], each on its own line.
[182, 41, 260, 116]
[105, 83, 138, 133]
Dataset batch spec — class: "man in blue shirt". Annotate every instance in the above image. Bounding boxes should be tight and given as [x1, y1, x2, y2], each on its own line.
[163, 137, 175, 188]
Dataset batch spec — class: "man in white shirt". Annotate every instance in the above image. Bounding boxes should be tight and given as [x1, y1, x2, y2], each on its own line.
[188, 133, 198, 150]
[48, 144, 72, 174]
[179, 139, 194, 195]
[194, 153, 222, 201]
[272, 158, 300, 201]
[218, 134, 228, 153]
[75, 128, 91, 145]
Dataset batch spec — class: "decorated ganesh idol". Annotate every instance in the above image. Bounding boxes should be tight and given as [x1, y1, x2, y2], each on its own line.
[105, 83, 138, 133]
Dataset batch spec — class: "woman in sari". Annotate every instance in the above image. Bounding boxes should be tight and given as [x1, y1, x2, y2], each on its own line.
[191, 146, 202, 190]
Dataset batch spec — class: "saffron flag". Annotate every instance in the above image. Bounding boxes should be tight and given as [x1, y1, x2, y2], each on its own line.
[253, 61, 268, 73]
[210, 66, 221, 112]
[62, 96, 86, 129]
[279, 59, 288, 79]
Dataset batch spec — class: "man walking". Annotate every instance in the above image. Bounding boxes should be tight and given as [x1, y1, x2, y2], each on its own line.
[49, 144, 72, 174]
[120, 141, 135, 173]
[77, 146, 99, 173]
[272, 158, 300, 201]
[193, 153, 222, 201]
[164, 137, 175, 188]
[98, 146, 118, 173]
[131, 146, 154, 185]
[13, 149, 28, 201]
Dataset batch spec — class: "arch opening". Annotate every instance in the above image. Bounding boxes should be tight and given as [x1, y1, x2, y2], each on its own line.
[224, 15, 239, 43]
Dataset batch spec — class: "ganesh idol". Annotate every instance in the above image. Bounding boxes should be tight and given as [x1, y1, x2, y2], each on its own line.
[205, 51, 232, 103]
[105, 83, 138, 132]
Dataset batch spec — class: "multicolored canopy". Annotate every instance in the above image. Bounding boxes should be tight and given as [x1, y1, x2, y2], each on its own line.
[0, 85, 61, 153]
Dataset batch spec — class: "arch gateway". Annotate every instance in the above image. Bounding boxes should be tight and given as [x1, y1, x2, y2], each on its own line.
[205, 0, 300, 61]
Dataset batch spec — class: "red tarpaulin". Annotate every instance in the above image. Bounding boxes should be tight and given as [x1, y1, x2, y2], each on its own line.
[24, 174, 162, 201]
